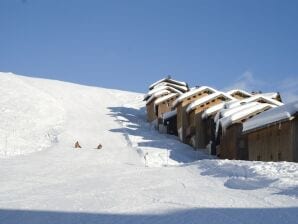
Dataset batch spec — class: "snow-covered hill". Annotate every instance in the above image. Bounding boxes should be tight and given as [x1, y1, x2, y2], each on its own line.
[0, 73, 297, 224]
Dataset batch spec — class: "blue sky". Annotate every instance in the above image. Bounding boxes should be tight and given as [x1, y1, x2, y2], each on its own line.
[0, 0, 297, 101]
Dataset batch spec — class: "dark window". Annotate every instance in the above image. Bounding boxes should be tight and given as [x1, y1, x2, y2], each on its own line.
[278, 152, 282, 161]
[257, 155, 261, 161]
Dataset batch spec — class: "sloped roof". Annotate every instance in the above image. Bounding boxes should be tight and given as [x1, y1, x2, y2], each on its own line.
[172, 86, 218, 108]
[259, 92, 280, 99]
[201, 102, 226, 119]
[226, 89, 252, 97]
[243, 101, 298, 133]
[186, 92, 234, 113]
[154, 93, 179, 106]
[218, 103, 275, 134]
[146, 90, 170, 105]
[144, 86, 183, 101]
[149, 78, 187, 90]
[154, 82, 189, 92]
[226, 94, 283, 108]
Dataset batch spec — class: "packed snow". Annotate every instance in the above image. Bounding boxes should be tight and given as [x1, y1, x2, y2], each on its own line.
[0, 73, 297, 224]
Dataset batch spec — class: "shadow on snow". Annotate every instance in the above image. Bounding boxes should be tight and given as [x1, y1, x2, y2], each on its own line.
[107, 106, 298, 196]
[107, 106, 210, 164]
[1, 207, 298, 224]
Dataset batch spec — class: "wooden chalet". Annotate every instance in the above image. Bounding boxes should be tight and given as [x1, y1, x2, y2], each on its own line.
[185, 92, 235, 150]
[146, 89, 171, 122]
[242, 101, 298, 162]
[145, 86, 183, 122]
[154, 93, 179, 119]
[217, 102, 276, 160]
[145, 77, 189, 123]
[172, 86, 218, 143]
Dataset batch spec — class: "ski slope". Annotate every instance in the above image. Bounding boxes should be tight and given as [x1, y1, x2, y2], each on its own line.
[0, 73, 297, 224]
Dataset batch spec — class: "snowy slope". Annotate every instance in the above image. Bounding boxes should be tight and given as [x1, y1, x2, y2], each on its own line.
[0, 73, 297, 224]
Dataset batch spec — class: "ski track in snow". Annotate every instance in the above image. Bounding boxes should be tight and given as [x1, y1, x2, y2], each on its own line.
[0, 73, 297, 224]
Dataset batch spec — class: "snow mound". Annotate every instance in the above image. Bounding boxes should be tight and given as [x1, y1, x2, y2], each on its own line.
[0, 73, 65, 157]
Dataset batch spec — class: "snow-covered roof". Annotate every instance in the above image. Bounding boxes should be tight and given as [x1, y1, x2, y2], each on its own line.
[146, 90, 170, 105]
[144, 86, 183, 101]
[201, 102, 226, 119]
[172, 86, 218, 108]
[219, 103, 275, 133]
[186, 92, 234, 113]
[149, 77, 187, 90]
[226, 94, 283, 108]
[226, 89, 252, 97]
[154, 93, 179, 106]
[259, 92, 280, 99]
[216, 102, 261, 122]
[162, 109, 177, 120]
[154, 82, 188, 92]
[223, 99, 241, 109]
[243, 101, 298, 133]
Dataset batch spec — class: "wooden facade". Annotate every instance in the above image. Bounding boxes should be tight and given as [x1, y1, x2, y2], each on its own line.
[187, 95, 233, 149]
[243, 117, 298, 162]
[146, 92, 169, 122]
[174, 88, 215, 143]
[155, 94, 179, 119]
[218, 123, 248, 160]
[218, 104, 273, 160]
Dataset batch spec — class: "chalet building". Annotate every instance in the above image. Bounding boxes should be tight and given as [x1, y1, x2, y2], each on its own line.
[146, 89, 171, 122]
[242, 101, 298, 162]
[226, 89, 252, 100]
[185, 92, 235, 150]
[217, 102, 276, 160]
[172, 86, 218, 143]
[148, 77, 188, 91]
[154, 93, 179, 119]
[159, 110, 178, 135]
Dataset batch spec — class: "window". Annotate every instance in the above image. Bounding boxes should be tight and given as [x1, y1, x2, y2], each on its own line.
[257, 155, 261, 161]
[270, 154, 273, 160]
[278, 152, 282, 161]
